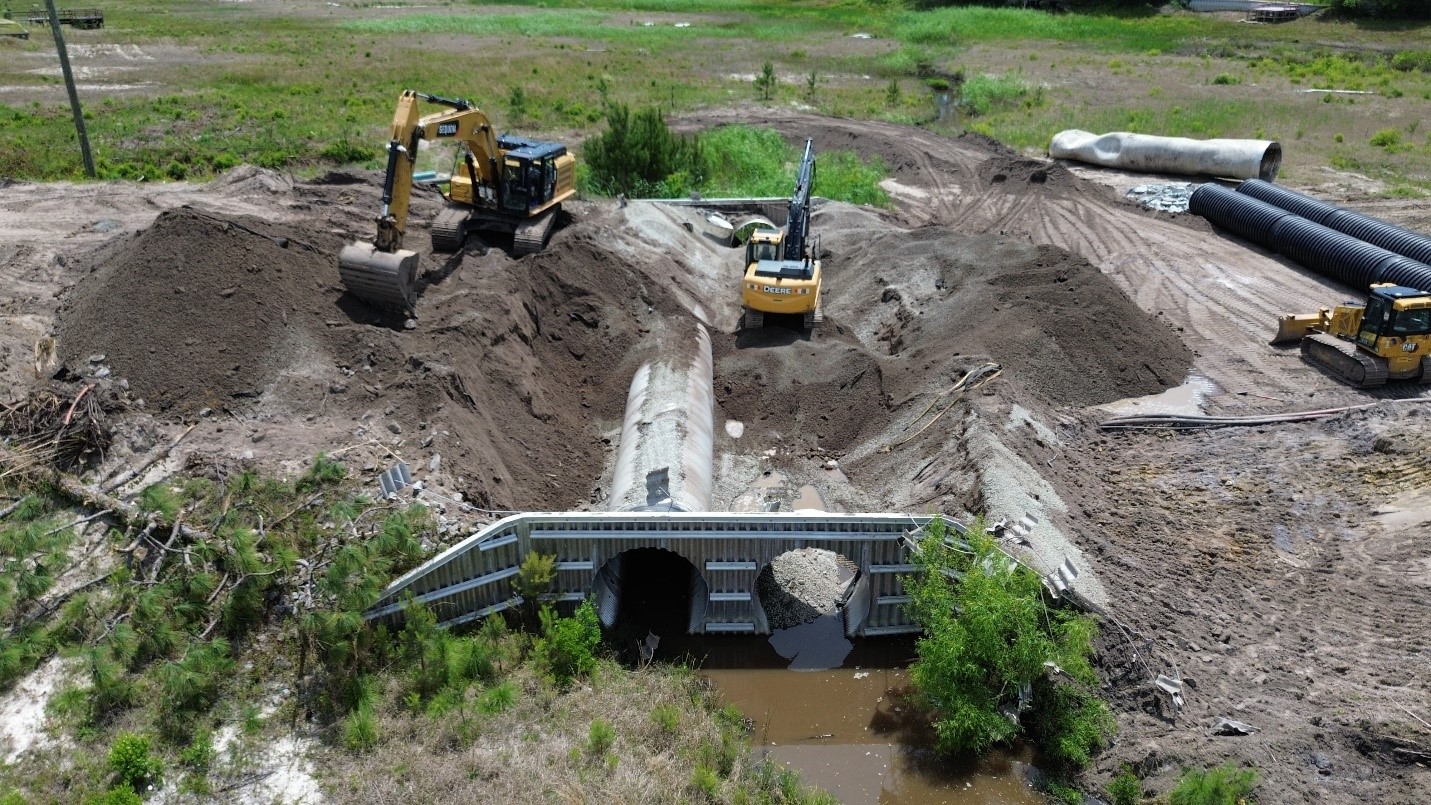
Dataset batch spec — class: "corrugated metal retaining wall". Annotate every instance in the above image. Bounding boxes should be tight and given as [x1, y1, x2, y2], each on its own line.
[364, 512, 954, 636]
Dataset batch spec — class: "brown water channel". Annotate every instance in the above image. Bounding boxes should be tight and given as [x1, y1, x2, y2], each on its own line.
[660, 619, 1047, 804]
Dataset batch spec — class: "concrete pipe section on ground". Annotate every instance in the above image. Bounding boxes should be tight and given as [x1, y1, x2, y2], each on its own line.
[1049, 129, 1281, 181]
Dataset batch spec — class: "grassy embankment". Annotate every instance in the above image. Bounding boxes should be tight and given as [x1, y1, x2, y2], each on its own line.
[0, 1, 1428, 190]
[0, 458, 834, 803]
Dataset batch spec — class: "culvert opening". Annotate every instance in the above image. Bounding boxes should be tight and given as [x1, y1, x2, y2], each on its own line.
[592, 548, 708, 646]
[755, 548, 860, 670]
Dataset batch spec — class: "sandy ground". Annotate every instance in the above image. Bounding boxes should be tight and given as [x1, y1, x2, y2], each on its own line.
[2, 110, 1430, 804]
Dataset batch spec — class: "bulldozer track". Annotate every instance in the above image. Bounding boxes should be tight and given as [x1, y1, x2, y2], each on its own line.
[1301, 333, 1388, 388]
[431, 207, 469, 253]
[513, 208, 557, 256]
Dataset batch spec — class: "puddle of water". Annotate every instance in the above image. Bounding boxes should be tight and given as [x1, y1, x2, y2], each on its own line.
[768, 614, 852, 669]
[1100, 374, 1219, 417]
[754, 470, 787, 490]
[663, 629, 1044, 805]
[793, 483, 825, 512]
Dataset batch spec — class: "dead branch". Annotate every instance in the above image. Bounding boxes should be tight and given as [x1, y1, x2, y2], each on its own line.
[102, 423, 197, 493]
[40, 508, 114, 539]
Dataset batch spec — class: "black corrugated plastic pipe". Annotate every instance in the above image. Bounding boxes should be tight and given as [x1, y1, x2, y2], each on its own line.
[1189, 183, 1431, 293]
[1238, 179, 1431, 265]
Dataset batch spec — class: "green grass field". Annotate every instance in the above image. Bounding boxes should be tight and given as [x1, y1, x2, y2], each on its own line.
[0, 2, 1427, 187]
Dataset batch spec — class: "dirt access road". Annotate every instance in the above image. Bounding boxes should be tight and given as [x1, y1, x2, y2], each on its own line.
[1, 109, 1429, 804]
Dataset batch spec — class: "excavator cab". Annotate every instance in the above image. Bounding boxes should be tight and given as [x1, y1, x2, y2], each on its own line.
[497, 136, 568, 214]
[1355, 288, 1431, 347]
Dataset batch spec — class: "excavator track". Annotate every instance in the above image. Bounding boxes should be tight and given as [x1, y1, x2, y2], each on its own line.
[431, 207, 470, 253]
[741, 308, 765, 331]
[512, 208, 558, 256]
[1301, 333, 1388, 388]
[803, 297, 824, 330]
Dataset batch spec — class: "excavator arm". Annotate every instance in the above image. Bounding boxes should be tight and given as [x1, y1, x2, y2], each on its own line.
[373, 90, 502, 253]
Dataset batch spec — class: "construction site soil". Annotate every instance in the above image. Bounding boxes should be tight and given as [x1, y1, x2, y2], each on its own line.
[3, 112, 1429, 804]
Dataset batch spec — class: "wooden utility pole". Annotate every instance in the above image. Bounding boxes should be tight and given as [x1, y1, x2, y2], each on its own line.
[43, 0, 96, 178]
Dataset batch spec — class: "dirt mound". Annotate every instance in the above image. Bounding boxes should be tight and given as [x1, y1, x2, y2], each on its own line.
[713, 326, 888, 453]
[53, 201, 674, 511]
[825, 224, 1192, 408]
[56, 207, 343, 411]
[976, 156, 1078, 190]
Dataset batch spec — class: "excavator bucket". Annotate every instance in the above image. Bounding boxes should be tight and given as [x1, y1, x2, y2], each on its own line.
[1271, 313, 1323, 345]
[339, 241, 419, 313]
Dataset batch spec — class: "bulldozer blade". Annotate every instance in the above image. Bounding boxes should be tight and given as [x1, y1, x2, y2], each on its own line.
[1271, 313, 1322, 345]
[339, 242, 419, 312]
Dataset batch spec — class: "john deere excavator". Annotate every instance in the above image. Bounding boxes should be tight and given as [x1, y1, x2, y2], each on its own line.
[740, 139, 822, 331]
[1272, 283, 1431, 387]
[339, 90, 576, 311]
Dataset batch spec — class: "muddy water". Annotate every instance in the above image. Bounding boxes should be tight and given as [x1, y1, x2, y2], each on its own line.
[663, 625, 1045, 804]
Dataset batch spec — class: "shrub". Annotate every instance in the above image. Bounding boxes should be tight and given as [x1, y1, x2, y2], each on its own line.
[1370, 128, 1402, 148]
[581, 103, 704, 197]
[755, 61, 777, 101]
[1170, 763, 1259, 805]
[85, 788, 142, 805]
[691, 764, 721, 801]
[179, 729, 215, 772]
[477, 680, 517, 714]
[586, 718, 616, 755]
[651, 703, 681, 734]
[1108, 766, 1142, 805]
[296, 453, 345, 491]
[1391, 51, 1431, 72]
[904, 518, 1109, 764]
[961, 73, 1042, 117]
[343, 704, 379, 752]
[108, 732, 162, 793]
[1212, 73, 1241, 86]
[319, 139, 371, 165]
[535, 600, 601, 689]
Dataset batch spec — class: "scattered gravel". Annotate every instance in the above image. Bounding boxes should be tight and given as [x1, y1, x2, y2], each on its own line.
[1126, 182, 1197, 212]
[757, 548, 856, 630]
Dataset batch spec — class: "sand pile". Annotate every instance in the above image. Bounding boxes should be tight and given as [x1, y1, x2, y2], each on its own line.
[52, 202, 671, 512]
[824, 222, 1192, 408]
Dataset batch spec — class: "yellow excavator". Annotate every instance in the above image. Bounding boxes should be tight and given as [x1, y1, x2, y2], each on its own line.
[740, 139, 822, 331]
[1272, 283, 1431, 387]
[339, 90, 576, 311]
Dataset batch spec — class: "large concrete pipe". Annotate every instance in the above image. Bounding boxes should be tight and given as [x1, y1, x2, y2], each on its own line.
[1238, 179, 1431, 266]
[608, 324, 715, 513]
[1190, 184, 1431, 293]
[1050, 130, 1281, 181]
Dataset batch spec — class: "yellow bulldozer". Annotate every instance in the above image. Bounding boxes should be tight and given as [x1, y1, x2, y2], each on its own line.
[339, 90, 576, 312]
[1273, 283, 1431, 387]
[740, 138, 822, 331]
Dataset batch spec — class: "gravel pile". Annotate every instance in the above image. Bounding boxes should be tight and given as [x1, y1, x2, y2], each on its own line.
[757, 548, 856, 630]
[1126, 182, 1197, 212]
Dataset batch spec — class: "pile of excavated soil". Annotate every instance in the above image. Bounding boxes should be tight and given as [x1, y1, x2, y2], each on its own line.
[57, 208, 345, 410]
[54, 202, 671, 512]
[824, 222, 1193, 408]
